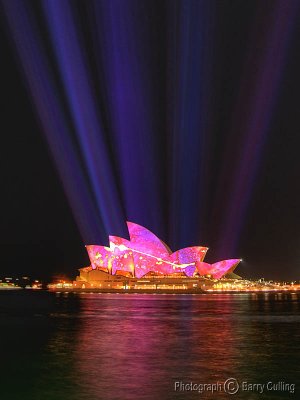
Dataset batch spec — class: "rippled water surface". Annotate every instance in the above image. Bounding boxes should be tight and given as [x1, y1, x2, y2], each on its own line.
[0, 291, 299, 399]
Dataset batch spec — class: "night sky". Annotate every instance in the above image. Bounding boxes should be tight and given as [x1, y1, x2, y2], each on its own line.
[1, 0, 300, 281]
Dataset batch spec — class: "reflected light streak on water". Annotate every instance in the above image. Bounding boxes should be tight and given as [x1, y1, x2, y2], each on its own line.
[0, 292, 299, 399]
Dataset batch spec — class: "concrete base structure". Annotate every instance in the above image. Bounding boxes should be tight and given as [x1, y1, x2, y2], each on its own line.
[74, 268, 215, 291]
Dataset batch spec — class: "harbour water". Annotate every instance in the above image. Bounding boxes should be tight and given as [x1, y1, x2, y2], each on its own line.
[0, 291, 299, 399]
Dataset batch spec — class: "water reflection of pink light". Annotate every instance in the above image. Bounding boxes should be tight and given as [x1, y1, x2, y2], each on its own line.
[74, 294, 242, 399]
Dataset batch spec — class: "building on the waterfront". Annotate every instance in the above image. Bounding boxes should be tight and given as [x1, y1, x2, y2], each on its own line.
[74, 222, 241, 289]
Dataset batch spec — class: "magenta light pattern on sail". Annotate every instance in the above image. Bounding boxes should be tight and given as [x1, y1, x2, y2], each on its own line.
[196, 260, 241, 279]
[86, 222, 240, 278]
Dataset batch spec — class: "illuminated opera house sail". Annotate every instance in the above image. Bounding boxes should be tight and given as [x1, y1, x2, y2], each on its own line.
[83, 222, 241, 280]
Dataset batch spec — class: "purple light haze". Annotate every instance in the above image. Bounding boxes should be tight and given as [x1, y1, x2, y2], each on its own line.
[213, 0, 300, 258]
[1, 0, 299, 262]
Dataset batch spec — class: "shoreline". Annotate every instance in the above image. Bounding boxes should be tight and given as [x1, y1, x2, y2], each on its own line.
[48, 288, 299, 295]
[1, 287, 298, 294]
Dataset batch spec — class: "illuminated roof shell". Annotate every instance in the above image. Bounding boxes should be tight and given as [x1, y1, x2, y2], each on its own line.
[85, 222, 240, 279]
[196, 259, 241, 279]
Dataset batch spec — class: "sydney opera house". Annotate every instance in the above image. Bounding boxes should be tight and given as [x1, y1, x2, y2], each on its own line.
[74, 222, 241, 291]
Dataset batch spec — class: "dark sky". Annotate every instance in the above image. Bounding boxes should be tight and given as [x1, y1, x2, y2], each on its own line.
[0, 1, 300, 281]
[0, 66, 87, 278]
[0, 11, 87, 279]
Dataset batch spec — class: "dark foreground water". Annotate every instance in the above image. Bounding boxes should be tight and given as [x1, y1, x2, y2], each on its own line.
[0, 291, 299, 400]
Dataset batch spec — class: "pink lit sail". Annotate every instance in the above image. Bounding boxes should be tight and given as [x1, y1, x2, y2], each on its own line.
[85, 222, 240, 279]
[170, 247, 208, 264]
[196, 259, 241, 279]
[85, 245, 111, 270]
